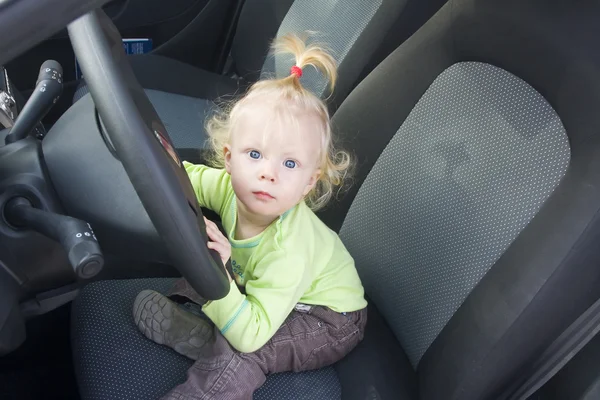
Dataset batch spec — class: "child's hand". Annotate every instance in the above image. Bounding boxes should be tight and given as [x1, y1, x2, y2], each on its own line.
[204, 217, 232, 282]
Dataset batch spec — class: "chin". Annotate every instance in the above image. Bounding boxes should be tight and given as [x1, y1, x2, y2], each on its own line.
[243, 200, 280, 217]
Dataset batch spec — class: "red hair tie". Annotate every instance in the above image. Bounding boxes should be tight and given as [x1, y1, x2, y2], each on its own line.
[290, 65, 303, 78]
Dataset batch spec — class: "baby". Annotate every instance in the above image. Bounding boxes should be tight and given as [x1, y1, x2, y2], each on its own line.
[133, 33, 367, 400]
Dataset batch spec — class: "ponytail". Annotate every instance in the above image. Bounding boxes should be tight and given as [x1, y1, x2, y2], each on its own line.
[271, 33, 338, 95]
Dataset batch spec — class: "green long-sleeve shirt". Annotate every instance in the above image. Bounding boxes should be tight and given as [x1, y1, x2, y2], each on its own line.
[185, 162, 367, 353]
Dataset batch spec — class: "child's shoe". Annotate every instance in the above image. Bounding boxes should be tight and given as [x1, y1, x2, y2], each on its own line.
[133, 289, 213, 360]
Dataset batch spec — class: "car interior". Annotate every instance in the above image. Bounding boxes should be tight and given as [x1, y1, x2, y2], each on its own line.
[2, 0, 600, 399]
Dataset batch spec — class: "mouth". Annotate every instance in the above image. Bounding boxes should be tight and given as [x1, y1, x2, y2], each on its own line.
[252, 191, 275, 200]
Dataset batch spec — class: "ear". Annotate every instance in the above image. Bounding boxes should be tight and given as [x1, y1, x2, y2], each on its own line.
[224, 144, 232, 174]
[303, 169, 321, 196]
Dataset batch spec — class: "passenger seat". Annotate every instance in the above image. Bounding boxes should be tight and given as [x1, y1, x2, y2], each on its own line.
[74, 0, 442, 149]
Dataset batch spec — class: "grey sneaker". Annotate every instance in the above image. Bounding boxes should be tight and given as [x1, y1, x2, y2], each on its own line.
[133, 289, 213, 360]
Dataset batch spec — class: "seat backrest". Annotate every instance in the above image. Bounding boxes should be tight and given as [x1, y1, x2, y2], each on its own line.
[230, 0, 405, 107]
[324, 0, 600, 398]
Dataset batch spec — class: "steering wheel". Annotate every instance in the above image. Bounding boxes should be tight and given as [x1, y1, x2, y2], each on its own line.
[67, 10, 230, 299]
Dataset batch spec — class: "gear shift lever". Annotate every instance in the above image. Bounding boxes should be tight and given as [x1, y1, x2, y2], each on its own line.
[5, 60, 63, 144]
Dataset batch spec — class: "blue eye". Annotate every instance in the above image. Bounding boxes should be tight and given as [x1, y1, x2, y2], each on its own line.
[249, 150, 261, 159]
[284, 160, 297, 169]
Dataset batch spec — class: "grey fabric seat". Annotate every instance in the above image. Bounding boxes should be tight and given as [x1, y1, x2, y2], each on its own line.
[71, 0, 600, 399]
[72, 278, 342, 400]
[73, 0, 409, 149]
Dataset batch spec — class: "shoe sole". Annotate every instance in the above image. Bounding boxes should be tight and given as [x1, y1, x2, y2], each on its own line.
[133, 289, 212, 360]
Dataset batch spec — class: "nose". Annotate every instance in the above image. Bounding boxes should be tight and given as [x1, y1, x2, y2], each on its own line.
[259, 160, 277, 182]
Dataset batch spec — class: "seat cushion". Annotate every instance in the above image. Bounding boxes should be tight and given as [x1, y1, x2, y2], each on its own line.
[71, 278, 342, 400]
[340, 61, 569, 367]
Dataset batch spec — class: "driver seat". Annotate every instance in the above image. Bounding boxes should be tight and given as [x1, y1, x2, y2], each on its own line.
[71, 0, 600, 399]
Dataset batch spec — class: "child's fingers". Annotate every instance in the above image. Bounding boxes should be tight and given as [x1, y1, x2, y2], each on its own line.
[204, 219, 225, 239]
[207, 240, 225, 253]
[204, 219, 225, 240]
[204, 217, 216, 231]
[204, 217, 216, 233]
[203, 217, 231, 268]
[204, 216, 218, 229]
[205, 224, 219, 240]
[207, 241, 231, 266]
[206, 227, 229, 249]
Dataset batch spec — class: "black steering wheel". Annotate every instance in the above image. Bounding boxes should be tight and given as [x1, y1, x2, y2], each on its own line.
[67, 10, 230, 299]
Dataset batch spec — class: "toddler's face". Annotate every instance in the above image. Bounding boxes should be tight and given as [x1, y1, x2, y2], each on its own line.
[224, 104, 322, 219]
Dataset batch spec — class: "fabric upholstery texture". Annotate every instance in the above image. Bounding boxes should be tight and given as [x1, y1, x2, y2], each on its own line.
[340, 61, 570, 366]
[72, 278, 341, 400]
[260, 0, 382, 98]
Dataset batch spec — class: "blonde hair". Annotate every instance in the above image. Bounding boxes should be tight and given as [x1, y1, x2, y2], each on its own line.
[205, 33, 352, 211]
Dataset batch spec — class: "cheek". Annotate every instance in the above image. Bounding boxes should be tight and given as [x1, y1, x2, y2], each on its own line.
[283, 171, 314, 195]
[230, 155, 249, 172]
[230, 174, 248, 197]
